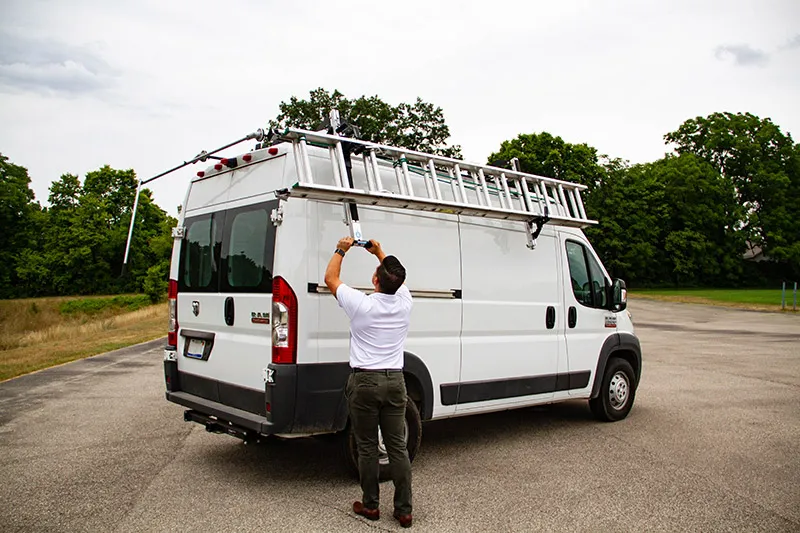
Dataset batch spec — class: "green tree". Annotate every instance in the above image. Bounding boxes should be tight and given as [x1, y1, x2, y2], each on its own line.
[270, 88, 462, 157]
[16, 166, 175, 297]
[665, 112, 800, 276]
[486, 132, 745, 286]
[487, 132, 606, 191]
[0, 154, 42, 298]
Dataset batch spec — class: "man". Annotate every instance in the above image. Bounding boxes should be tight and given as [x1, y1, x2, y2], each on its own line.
[324, 236, 413, 528]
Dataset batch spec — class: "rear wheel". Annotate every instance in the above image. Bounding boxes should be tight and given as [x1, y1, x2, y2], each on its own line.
[344, 399, 422, 481]
[589, 357, 636, 422]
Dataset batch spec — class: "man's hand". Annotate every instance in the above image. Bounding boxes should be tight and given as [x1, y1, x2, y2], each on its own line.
[366, 239, 387, 262]
[337, 237, 355, 253]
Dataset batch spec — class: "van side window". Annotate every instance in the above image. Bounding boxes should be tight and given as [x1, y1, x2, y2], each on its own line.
[181, 216, 218, 290]
[566, 241, 608, 309]
[221, 201, 277, 293]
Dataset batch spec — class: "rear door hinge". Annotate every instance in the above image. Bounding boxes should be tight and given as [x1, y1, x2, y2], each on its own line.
[270, 206, 284, 226]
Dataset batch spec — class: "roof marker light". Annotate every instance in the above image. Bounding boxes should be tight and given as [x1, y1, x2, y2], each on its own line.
[214, 163, 223, 170]
[197, 171, 205, 177]
[268, 147, 279, 155]
[242, 154, 252, 162]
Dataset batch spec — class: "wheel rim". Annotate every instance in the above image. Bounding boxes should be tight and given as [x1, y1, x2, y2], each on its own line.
[608, 371, 630, 410]
[377, 419, 409, 466]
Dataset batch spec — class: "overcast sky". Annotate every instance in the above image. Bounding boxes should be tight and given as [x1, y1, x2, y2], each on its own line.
[1, 0, 798, 217]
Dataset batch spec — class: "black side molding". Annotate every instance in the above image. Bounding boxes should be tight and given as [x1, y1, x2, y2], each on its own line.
[440, 371, 591, 406]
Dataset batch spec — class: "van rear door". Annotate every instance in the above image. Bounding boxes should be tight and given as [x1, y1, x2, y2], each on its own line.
[177, 199, 279, 411]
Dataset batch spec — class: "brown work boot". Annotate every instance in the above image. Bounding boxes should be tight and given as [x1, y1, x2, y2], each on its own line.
[393, 510, 413, 528]
[353, 501, 380, 521]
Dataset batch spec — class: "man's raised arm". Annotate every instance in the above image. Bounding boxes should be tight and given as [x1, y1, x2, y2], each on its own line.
[324, 237, 354, 297]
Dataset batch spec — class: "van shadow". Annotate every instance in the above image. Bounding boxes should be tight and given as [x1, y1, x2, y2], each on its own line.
[194, 400, 600, 486]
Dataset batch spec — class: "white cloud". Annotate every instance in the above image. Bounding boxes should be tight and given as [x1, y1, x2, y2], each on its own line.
[714, 44, 769, 66]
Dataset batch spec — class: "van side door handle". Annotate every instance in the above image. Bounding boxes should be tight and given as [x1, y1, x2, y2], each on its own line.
[224, 297, 235, 326]
[568, 306, 577, 328]
[545, 306, 556, 329]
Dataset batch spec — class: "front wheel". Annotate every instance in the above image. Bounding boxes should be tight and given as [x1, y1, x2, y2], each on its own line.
[344, 399, 422, 481]
[589, 358, 637, 422]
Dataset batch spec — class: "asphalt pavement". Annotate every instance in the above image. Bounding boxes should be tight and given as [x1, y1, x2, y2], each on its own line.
[0, 300, 798, 532]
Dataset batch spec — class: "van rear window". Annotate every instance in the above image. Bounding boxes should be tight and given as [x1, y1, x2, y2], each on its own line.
[181, 216, 219, 290]
[179, 200, 277, 293]
[224, 206, 274, 291]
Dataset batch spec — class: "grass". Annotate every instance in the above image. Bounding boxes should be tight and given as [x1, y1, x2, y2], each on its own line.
[0, 295, 166, 382]
[630, 288, 798, 312]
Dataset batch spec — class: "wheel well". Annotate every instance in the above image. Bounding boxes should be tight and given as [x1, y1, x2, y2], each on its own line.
[404, 372, 425, 418]
[611, 349, 639, 385]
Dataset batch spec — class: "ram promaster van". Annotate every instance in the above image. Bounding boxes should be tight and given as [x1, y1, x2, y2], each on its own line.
[162, 120, 641, 475]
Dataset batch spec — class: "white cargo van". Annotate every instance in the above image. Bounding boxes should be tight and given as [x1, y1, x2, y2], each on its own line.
[163, 124, 641, 475]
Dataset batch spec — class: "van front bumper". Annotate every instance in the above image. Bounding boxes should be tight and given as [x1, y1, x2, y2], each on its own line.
[164, 360, 351, 436]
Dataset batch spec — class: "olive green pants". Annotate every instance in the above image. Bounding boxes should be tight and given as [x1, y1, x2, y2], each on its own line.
[347, 370, 412, 515]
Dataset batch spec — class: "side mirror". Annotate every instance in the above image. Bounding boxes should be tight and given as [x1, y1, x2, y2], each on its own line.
[609, 279, 627, 312]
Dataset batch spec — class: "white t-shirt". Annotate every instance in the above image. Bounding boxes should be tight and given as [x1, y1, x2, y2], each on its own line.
[336, 284, 413, 370]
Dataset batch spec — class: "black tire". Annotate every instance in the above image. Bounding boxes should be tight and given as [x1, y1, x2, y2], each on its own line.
[344, 398, 422, 481]
[589, 357, 637, 422]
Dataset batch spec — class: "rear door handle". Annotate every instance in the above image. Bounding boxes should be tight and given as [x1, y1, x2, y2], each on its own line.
[545, 306, 556, 329]
[568, 306, 577, 328]
[224, 297, 235, 326]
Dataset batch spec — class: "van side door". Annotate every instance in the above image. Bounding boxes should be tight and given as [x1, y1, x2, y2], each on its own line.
[453, 221, 562, 413]
[560, 235, 616, 397]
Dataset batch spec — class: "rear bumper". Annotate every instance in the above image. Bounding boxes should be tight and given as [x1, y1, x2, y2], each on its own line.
[164, 359, 351, 436]
[166, 390, 272, 434]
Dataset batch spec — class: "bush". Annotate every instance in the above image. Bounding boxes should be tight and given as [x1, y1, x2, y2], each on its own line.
[143, 263, 169, 303]
[59, 294, 151, 316]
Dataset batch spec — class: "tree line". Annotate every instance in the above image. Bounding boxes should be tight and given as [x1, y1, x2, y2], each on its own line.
[1, 88, 797, 299]
[0, 160, 175, 299]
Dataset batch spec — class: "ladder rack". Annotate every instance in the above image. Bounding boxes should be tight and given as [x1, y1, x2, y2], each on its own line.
[277, 125, 596, 249]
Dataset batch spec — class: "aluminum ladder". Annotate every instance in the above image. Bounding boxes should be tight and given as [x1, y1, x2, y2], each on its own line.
[277, 115, 596, 249]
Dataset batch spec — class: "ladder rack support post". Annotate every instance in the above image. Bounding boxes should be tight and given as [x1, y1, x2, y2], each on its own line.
[122, 179, 143, 275]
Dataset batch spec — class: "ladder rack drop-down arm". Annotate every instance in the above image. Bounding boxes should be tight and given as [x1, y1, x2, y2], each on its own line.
[121, 129, 267, 275]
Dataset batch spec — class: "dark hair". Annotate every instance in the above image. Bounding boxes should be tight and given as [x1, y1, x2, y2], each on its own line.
[376, 255, 406, 295]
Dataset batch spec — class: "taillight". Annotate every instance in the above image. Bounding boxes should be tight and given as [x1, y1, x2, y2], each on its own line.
[272, 276, 297, 364]
[168, 279, 178, 348]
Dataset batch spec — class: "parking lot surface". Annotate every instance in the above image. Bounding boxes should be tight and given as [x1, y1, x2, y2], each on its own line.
[0, 300, 798, 532]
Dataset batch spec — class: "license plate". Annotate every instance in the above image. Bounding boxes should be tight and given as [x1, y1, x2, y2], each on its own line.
[186, 338, 206, 359]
